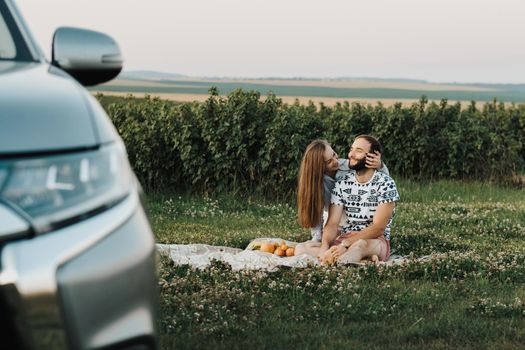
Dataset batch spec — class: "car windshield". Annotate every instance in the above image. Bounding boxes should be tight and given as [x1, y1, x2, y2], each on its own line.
[0, 1, 32, 61]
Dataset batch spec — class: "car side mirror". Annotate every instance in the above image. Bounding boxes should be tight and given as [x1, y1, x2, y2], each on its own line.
[52, 27, 123, 86]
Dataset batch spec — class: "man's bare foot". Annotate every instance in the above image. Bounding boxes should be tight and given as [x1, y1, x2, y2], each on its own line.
[370, 255, 379, 264]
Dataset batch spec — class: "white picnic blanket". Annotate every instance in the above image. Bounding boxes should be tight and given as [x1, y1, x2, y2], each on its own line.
[157, 238, 405, 271]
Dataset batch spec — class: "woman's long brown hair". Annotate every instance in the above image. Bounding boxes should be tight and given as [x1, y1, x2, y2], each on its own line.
[297, 140, 328, 228]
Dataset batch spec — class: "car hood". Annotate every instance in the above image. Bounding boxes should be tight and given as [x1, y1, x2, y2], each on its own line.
[0, 61, 108, 154]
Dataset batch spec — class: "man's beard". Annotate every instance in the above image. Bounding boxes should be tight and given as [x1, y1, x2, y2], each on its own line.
[349, 157, 367, 171]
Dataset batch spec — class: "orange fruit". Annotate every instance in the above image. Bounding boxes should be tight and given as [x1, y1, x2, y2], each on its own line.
[274, 247, 285, 257]
[286, 247, 295, 257]
[260, 243, 276, 253]
[280, 243, 288, 251]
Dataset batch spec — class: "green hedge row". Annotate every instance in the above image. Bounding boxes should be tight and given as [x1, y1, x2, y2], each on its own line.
[97, 90, 525, 195]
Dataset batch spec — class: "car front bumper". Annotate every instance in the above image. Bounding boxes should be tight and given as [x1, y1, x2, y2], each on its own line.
[0, 189, 158, 349]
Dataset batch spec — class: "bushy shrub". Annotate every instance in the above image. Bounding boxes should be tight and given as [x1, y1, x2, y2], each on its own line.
[97, 91, 525, 194]
[105, 95, 180, 189]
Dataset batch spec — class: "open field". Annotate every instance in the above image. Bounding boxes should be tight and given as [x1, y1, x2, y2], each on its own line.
[92, 77, 525, 106]
[93, 90, 519, 108]
[108, 78, 498, 92]
[93, 90, 434, 107]
[150, 180, 525, 349]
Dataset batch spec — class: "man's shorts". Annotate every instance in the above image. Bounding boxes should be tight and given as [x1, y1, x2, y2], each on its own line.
[330, 231, 390, 262]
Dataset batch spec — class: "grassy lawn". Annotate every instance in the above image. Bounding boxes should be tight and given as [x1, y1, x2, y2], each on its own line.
[147, 180, 525, 349]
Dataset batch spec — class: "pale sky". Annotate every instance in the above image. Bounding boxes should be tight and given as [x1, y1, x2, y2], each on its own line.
[15, 0, 525, 83]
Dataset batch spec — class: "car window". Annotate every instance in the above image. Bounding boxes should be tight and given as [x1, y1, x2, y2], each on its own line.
[0, 11, 16, 58]
[0, 1, 32, 61]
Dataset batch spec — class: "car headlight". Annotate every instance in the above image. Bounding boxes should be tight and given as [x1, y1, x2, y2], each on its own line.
[0, 142, 133, 234]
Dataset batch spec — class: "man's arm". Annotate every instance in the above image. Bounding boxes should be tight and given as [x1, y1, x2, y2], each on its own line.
[339, 202, 395, 248]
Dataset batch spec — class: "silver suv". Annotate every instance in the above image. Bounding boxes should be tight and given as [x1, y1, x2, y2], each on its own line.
[0, 1, 158, 349]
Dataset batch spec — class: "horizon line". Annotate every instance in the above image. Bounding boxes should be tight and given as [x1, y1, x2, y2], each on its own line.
[119, 70, 525, 86]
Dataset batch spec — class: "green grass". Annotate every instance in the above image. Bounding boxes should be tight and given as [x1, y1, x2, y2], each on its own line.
[149, 180, 525, 349]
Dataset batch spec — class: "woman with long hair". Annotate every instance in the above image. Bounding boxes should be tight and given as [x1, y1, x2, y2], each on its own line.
[297, 139, 388, 242]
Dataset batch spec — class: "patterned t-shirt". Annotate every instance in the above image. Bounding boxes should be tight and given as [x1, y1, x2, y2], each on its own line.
[330, 170, 400, 240]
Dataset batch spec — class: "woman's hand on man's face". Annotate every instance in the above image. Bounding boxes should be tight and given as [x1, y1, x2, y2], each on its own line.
[366, 151, 382, 169]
